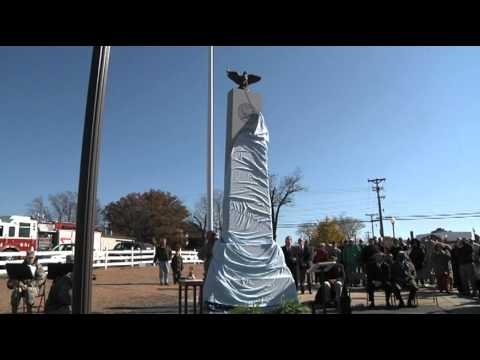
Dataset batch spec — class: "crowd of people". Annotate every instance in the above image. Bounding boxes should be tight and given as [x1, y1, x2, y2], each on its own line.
[281, 235, 480, 309]
[5, 230, 479, 313]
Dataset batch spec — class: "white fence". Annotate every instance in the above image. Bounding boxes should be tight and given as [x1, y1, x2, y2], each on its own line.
[0, 249, 203, 276]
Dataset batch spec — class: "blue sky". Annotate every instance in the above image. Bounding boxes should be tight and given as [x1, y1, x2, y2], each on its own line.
[2, 46, 480, 245]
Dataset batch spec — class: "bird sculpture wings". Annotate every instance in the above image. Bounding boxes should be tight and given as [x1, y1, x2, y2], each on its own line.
[247, 73, 261, 86]
[226, 69, 261, 89]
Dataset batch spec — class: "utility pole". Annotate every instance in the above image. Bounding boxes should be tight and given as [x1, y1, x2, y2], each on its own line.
[368, 178, 386, 238]
[365, 213, 378, 238]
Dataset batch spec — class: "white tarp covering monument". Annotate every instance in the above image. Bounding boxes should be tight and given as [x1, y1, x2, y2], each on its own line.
[203, 86, 297, 309]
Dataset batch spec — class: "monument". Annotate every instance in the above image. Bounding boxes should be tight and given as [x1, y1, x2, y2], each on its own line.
[202, 70, 298, 310]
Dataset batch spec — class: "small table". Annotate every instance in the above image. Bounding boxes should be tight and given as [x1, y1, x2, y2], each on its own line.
[178, 279, 204, 314]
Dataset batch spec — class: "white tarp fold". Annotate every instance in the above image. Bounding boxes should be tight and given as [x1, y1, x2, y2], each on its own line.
[203, 112, 297, 308]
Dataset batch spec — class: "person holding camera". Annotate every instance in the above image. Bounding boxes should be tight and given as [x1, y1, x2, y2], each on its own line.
[8, 251, 46, 314]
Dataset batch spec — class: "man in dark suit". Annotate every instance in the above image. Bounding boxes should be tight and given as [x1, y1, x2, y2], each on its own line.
[297, 238, 312, 294]
[282, 236, 298, 289]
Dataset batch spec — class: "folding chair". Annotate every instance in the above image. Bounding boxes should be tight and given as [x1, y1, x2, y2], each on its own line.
[22, 282, 46, 313]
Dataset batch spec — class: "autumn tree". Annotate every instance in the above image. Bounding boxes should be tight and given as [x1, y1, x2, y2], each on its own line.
[269, 168, 306, 241]
[312, 217, 344, 248]
[103, 189, 190, 247]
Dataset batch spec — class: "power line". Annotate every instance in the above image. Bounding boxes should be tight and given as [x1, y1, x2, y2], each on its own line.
[365, 213, 378, 238]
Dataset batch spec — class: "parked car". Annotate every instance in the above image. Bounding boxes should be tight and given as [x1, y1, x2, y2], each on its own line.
[40, 243, 75, 263]
[107, 241, 153, 263]
[111, 242, 151, 251]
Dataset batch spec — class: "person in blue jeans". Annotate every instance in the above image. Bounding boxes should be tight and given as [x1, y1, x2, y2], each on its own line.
[154, 238, 172, 285]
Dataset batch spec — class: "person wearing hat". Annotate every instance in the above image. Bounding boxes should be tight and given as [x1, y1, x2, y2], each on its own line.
[45, 255, 74, 314]
[9, 251, 46, 314]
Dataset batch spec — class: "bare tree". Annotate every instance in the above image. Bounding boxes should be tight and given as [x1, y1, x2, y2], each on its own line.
[192, 190, 223, 240]
[269, 168, 306, 241]
[48, 191, 77, 222]
[27, 196, 52, 221]
[96, 199, 104, 228]
[297, 222, 317, 241]
[332, 215, 365, 240]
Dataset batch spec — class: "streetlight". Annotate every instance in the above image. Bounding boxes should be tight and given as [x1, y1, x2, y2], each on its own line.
[390, 217, 396, 239]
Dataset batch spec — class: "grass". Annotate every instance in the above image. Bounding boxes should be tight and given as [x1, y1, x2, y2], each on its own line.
[229, 299, 312, 314]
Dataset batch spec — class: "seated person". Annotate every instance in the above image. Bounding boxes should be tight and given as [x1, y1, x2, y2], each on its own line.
[313, 243, 330, 284]
[45, 255, 74, 314]
[8, 251, 47, 314]
[366, 253, 393, 308]
[319, 257, 345, 309]
[390, 251, 418, 308]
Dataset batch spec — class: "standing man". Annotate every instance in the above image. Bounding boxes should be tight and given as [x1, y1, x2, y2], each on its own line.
[297, 238, 312, 294]
[199, 231, 217, 280]
[342, 240, 360, 286]
[282, 236, 298, 289]
[409, 239, 426, 287]
[153, 238, 172, 286]
[9, 251, 46, 313]
[456, 238, 477, 297]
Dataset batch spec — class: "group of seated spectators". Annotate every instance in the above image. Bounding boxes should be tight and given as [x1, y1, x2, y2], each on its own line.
[282, 234, 480, 310]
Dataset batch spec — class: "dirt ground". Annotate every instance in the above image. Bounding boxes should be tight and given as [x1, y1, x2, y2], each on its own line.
[0, 264, 205, 314]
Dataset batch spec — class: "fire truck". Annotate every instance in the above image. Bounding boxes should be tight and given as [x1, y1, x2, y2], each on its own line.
[0, 216, 38, 252]
[0, 215, 103, 252]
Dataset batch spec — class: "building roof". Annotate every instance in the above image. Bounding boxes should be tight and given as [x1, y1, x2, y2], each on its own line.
[417, 230, 472, 241]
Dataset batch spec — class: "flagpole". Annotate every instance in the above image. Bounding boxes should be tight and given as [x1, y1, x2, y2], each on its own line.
[72, 46, 110, 314]
[207, 46, 214, 233]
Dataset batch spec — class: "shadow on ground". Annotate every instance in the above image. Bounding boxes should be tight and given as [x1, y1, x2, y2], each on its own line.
[445, 304, 480, 314]
[352, 304, 444, 314]
[95, 283, 161, 286]
[103, 305, 178, 313]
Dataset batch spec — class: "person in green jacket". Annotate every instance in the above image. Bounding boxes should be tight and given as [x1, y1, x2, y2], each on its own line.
[342, 240, 361, 286]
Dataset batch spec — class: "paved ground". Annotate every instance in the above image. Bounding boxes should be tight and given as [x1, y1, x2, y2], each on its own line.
[1, 266, 479, 314]
[298, 283, 480, 314]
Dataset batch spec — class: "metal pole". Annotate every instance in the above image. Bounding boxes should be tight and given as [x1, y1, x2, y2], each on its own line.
[72, 46, 110, 314]
[207, 46, 214, 232]
[392, 223, 395, 238]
